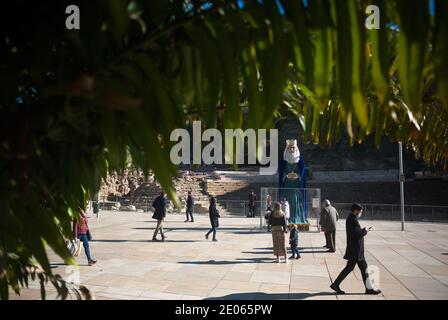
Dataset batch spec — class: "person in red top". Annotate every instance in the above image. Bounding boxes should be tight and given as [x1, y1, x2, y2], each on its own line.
[73, 207, 97, 266]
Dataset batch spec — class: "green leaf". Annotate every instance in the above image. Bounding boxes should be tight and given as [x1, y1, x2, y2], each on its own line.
[185, 22, 222, 127]
[308, 0, 334, 108]
[334, 0, 368, 128]
[102, 0, 129, 45]
[258, 0, 289, 128]
[281, 0, 314, 87]
[396, 0, 430, 119]
[434, 0, 448, 109]
[368, 0, 389, 106]
[207, 18, 241, 130]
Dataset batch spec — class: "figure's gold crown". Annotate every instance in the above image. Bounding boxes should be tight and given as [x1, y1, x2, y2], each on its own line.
[286, 139, 297, 147]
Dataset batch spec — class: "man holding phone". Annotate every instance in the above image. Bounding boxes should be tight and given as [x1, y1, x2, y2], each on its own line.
[330, 203, 381, 295]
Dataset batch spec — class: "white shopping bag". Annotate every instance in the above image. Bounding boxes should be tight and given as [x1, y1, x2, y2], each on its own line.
[66, 240, 78, 255]
[73, 239, 83, 256]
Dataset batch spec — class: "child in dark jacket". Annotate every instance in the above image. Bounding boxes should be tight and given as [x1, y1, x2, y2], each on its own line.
[288, 224, 301, 259]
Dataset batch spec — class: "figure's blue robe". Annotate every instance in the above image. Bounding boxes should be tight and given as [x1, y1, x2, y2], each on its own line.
[278, 157, 307, 224]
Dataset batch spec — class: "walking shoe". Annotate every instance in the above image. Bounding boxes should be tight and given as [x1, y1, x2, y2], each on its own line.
[330, 283, 345, 294]
[212, 238, 218, 242]
[296, 255, 301, 260]
[365, 288, 382, 295]
[327, 249, 336, 253]
[152, 238, 159, 241]
[184, 220, 189, 222]
[88, 260, 97, 266]
[190, 220, 194, 222]
[205, 234, 209, 240]
[289, 255, 295, 259]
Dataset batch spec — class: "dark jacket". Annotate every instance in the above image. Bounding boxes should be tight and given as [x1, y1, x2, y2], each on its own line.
[270, 215, 287, 232]
[152, 195, 166, 220]
[209, 203, 220, 228]
[186, 195, 194, 209]
[343, 213, 367, 261]
[289, 228, 299, 247]
[249, 193, 256, 205]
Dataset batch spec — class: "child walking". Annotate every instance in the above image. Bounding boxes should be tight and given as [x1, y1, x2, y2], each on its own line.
[288, 224, 301, 259]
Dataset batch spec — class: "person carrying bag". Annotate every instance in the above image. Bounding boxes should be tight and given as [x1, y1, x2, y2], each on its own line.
[73, 207, 97, 265]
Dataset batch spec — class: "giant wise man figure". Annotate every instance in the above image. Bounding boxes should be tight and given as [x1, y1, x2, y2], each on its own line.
[278, 139, 307, 226]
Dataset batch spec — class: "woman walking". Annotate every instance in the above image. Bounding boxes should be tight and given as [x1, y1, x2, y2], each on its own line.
[270, 203, 288, 263]
[205, 196, 220, 241]
[73, 207, 97, 266]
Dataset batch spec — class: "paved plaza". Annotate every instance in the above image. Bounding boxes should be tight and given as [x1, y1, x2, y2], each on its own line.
[12, 211, 448, 300]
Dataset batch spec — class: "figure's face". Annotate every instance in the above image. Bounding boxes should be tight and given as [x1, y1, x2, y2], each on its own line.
[353, 209, 363, 217]
[284, 141, 300, 164]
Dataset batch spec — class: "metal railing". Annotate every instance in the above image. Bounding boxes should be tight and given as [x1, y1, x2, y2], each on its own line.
[98, 196, 155, 212]
[98, 195, 210, 214]
[95, 196, 448, 223]
[215, 199, 263, 216]
[332, 202, 448, 222]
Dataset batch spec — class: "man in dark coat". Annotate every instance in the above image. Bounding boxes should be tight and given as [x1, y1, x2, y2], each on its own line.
[205, 196, 220, 241]
[248, 191, 257, 218]
[185, 191, 194, 222]
[330, 204, 381, 295]
[152, 192, 167, 241]
[319, 199, 339, 252]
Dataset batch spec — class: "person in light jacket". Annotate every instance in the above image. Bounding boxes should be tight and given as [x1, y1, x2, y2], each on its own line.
[281, 198, 290, 221]
[319, 199, 339, 252]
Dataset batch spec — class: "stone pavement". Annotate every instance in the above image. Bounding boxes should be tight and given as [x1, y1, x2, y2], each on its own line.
[11, 211, 448, 300]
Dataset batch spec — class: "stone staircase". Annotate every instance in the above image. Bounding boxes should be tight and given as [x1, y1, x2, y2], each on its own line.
[204, 171, 276, 200]
[125, 171, 214, 214]
[203, 171, 277, 216]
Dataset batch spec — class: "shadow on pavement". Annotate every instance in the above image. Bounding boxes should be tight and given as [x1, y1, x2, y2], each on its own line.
[91, 239, 198, 243]
[133, 227, 250, 232]
[204, 291, 351, 300]
[178, 257, 276, 265]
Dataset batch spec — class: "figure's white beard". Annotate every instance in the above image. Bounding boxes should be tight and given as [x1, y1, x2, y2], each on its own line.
[283, 147, 300, 164]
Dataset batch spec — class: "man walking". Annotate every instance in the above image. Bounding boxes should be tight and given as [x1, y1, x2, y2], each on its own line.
[152, 192, 167, 242]
[248, 191, 257, 218]
[265, 193, 273, 232]
[185, 191, 194, 222]
[319, 199, 339, 252]
[330, 204, 381, 295]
